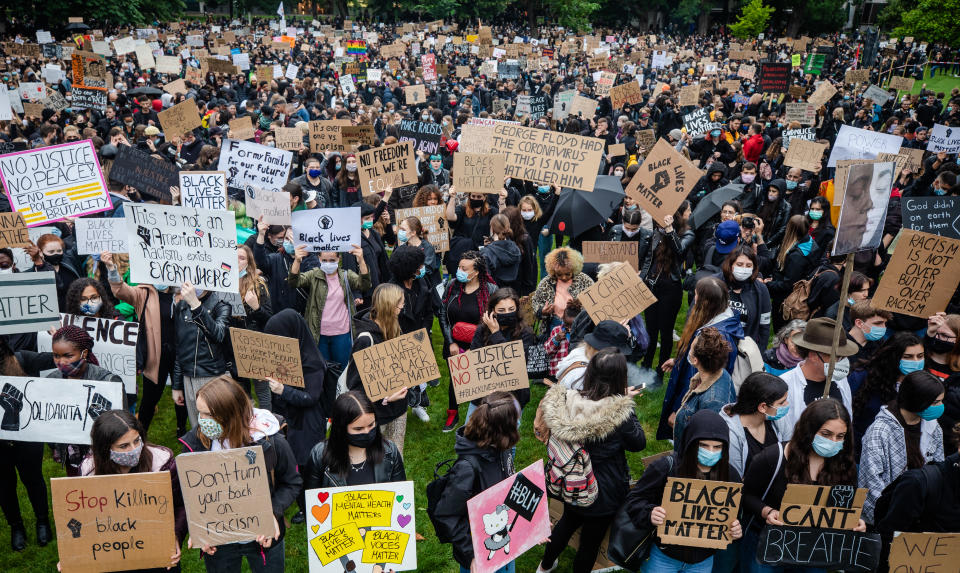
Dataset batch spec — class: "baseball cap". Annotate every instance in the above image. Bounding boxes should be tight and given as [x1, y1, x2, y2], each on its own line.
[714, 220, 741, 254]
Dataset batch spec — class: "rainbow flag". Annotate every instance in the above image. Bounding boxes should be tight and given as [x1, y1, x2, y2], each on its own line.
[346, 40, 367, 55]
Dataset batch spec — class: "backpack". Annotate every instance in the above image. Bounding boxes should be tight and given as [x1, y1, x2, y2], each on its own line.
[545, 434, 598, 507]
[426, 455, 481, 544]
[781, 267, 834, 321]
[731, 336, 765, 393]
[872, 463, 942, 529]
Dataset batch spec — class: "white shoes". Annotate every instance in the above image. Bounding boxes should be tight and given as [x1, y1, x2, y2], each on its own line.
[412, 406, 430, 422]
[536, 562, 557, 573]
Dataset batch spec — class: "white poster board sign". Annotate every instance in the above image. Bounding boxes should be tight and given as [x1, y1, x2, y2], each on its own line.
[827, 124, 903, 167]
[217, 139, 293, 193]
[74, 217, 128, 254]
[291, 208, 361, 253]
[178, 171, 227, 210]
[0, 376, 124, 444]
[37, 314, 138, 394]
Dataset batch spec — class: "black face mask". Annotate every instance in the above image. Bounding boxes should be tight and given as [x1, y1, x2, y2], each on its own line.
[926, 335, 954, 355]
[497, 311, 518, 328]
[346, 427, 378, 448]
[470, 198, 485, 209]
[44, 253, 63, 265]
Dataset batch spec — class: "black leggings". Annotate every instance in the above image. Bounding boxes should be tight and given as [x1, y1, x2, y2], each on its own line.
[0, 441, 48, 527]
[138, 351, 187, 437]
[643, 279, 684, 369]
[539, 508, 613, 573]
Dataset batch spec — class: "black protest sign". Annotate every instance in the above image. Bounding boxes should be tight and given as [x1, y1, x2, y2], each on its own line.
[42, 43, 63, 60]
[901, 196, 960, 240]
[505, 472, 544, 522]
[498, 61, 521, 79]
[0, 141, 28, 155]
[71, 86, 107, 112]
[682, 108, 712, 137]
[759, 62, 791, 93]
[397, 119, 443, 155]
[782, 127, 816, 150]
[528, 94, 550, 122]
[109, 145, 177, 202]
[756, 525, 880, 572]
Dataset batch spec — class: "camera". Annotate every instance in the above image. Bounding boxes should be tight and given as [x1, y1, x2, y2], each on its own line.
[741, 216, 756, 229]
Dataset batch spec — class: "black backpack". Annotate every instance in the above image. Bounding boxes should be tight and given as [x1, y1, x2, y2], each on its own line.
[426, 455, 480, 544]
[872, 463, 942, 529]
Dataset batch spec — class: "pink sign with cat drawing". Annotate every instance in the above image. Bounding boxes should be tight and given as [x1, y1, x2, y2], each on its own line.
[467, 461, 551, 573]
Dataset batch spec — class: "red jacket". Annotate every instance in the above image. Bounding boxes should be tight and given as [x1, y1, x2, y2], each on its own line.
[743, 133, 765, 163]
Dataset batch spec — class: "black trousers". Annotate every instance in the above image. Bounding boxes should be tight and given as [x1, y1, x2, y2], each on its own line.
[138, 349, 187, 437]
[643, 278, 684, 369]
[539, 507, 614, 573]
[0, 441, 48, 527]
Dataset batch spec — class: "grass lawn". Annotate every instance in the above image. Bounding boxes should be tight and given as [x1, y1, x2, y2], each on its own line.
[886, 65, 960, 95]
[0, 299, 687, 572]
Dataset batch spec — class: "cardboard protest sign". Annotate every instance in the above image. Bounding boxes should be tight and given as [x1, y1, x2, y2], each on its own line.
[578, 262, 657, 324]
[353, 328, 439, 402]
[678, 84, 700, 107]
[51, 472, 176, 573]
[156, 55, 181, 75]
[833, 161, 895, 255]
[873, 229, 960, 318]
[275, 127, 303, 151]
[609, 80, 644, 109]
[756, 525, 881, 572]
[163, 78, 188, 96]
[404, 84, 426, 105]
[779, 484, 867, 530]
[0, 141, 111, 226]
[608, 143, 627, 157]
[625, 139, 703, 226]
[179, 171, 227, 210]
[927, 124, 960, 153]
[217, 139, 293, 193]
[467, 461, 550, 573]
[109, 144, 178, 202]
[74, 217, 128, 255]
[889, 76, 916, 92]
[682, 108, 712, 137]
[828, 124, 903, 167]
[245, 186, 291, 225]
[229, 116, 256, 141]
[784, 102, 816, 125]
[807, 81, 838, 109]
[783, 139, 826, 172]
[448, 340, 527, 404]
[397, 119, 443, 155]
[658, 478, 741, 549]
[341, 125, 375, 149]
[863, 85, 893, 106]
[737, 64, 756, 80]
[176, 446, 275, 547]
[888, 532, 960, 572]
[158, 99, 201, 137]
[901, 196, 960, 239]
[230, 327, 304, 387]
[0, 375, 123, 443]
[844, 69, 870, 84]
[395, 205, 449, 252]
[488, 124, 604, 192]
[453, 153, 507, 194]
[307, 120, 351, 153]
[356, 141, 418, 195]
[0, 213, 30, 248]
[898, 146, 926, 173]
[570, 94, 597, 120]
[582, 241, 639, 270]
[291, 207, 361, 253]
[759, 62, 790, 93]
[305, 481, 417, 572]
[125, 203, 239, 293]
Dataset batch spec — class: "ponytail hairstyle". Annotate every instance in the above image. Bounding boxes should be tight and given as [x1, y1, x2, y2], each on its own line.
[463, 391, 520, 451]
[777, 214, 810, 269]
[52, 325, 99, 365]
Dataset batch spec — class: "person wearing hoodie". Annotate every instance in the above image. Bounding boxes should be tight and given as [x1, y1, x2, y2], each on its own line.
[253, 219, 319, 316]
[625, 409, 742, 573]
[673, 327, 737, 449]
[659, 277, 745, 440]
[749, 179, 791, 248]
[481, 214, 522, 290]
[433, 392, 520, 573]
[689, 127, 736, 168]
[537, 349, 645, 573]
[742, 123, 765, 163]
[859, 371, 945, 525]
[716, 245, 772, 347]
[687, 162, 729, 209]
[342, 201, 392, 306]
[292, 156, 338, 208]
[721, 373, 788, 477]
[767, 215, 821, 332]
[418, 152, 451, 187]
[178, 375, 300, 573]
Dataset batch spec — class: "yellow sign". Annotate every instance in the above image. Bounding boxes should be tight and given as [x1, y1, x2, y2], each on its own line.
[361, 530, 410, 564]
[310, 522, 364, 565]
[331, 490, 395, 528]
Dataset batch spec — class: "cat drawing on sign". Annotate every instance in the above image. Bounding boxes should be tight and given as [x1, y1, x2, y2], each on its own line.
[482, 504, 511, 560]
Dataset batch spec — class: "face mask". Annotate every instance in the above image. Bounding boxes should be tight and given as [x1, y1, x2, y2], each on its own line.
[346, 163, 357, 172]
[812, 434, 844, 458]
[863, 325, 886, 341]
[710, 130, 722, 138]
[848, 297, 856, 306]
[497, 311, 518, 328]
[456, 268, 470, 283]
[415, 266, 426, 279]
[521, 210, 535, 221]
[697, 447, 722, 467]
[613, 170, 624, 177]
[625, 204, 638, 211]
[0, 267, 12, 274]
[766, 405, 789, 421]
[785, 180, 799, 191]
[198, 417, 223, 440]
[308, 169, 322, 178]
[767, 193, 778, 202]
[927, 336, 955, 354]
[57, 353, 87, 377]
[899, 358, 925, 376]
[397, 230, 409, 243]
[470, 198, 484, 208]
[347, 427, 378, 448]
[362, 220, 374, 230]
[537, 185, 550, 194]
[44, 253, 64, 265]
[917, 402, 945, 421]
[195, 289, 206, 298]
[334, 162, 342, 171]
[809, 210, 823, 221]
[320, 261, 339, 275]
[741, 173, 756, 184]
[732, 266, 754, 282]
[421, 115, 429, 121]
[844, 95, 851, 101]
[283, 241, 295, 255]
[80, 299, 102, 316]
[110, 441, 143, 467]
[623, 228, 640, 238]
[935, 187, 947, 196]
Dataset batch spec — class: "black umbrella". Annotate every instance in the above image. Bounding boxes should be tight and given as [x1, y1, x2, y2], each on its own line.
[126, 86, 164, 97]
[64, 22, 91, 32]
[546, 175, 625, 237]
[690, 183, 744, 229]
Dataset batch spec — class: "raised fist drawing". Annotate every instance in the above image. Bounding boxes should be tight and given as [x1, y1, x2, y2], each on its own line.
[87, 393, 112, 420]
[0, 383, 24, 432]
[830, 485, 855, 509]
[67, 518, 82, 538]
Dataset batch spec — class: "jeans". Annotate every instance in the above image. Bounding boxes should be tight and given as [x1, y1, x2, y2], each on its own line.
[203, 539, 285, 573]
[740, 528, 826, 573]
[538, 232, 553, 279]
[461, 562, 514, 573]
[642, 544, 713, 573]
[317, 331, 353, 367]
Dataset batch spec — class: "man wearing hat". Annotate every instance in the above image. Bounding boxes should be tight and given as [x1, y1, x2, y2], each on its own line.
[773, 317, 857, 440]
[139, 125, 161, 153]
[702, 219, 740, 268]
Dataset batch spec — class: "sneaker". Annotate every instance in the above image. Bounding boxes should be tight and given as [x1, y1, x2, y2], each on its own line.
[672, 329, 681, 342]
[536, 562, 558, 573]
[412, 406, 430, 422]
[443, 410, 459, 432]
[291, 511, 306, 524]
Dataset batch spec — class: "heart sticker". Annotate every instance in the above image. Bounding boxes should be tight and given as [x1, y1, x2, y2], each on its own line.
[318, 492, 329, 503]
[311, 525, 319, 534]
[397, 514, 412, 528]
[403, 502, 411, 510]
[311, 503, 330, 524]
[413, 331, 424, 342]
[396, 495, 404, 503]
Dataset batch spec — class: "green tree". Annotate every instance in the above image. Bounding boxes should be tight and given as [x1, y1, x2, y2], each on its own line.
[729, 0, 774, 39]
[543, 0, 600, 32]
[895, 0, 960, 46]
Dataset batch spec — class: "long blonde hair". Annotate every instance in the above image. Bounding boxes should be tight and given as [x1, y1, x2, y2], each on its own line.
[777, 215, 809, 270]
[238, 245, 266, 304]
[371, 283, 403, 341]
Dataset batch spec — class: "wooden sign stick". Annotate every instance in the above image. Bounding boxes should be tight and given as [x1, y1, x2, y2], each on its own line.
[823, 252, 855, 398]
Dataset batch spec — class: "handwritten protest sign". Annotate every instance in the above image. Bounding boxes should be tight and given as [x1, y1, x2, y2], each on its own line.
[682, 108, 712, 137]
[0, 140, 111, 226]
[230, 328, 304, 387]
[275, 127, 303, 151]
[404, 84, 426, 104]
[873, 229, 960, 318]
[51, 472, 175, 573]
[782, 127, 816, 150]
[488, 123, 604, 192]
[217, 139, 293, 193]
[354, 328, 439, 401]
[901, 196, 960, 239]
[176, 446, 275, 547]
[784, 102, 816, 125]
[305, 481, 417, 572]
[158, 98, 201, 137]
[356, 141, 418, 194]
[569, 94, 597, 120]
[609, 81, 644, 109]
[759, 62, 790, 93]
[109, 144, 178, 202]
[179, 171, 227, 210]
[889, 76, 915, 92]
[71, 86, 108, 112]
[780, 484, 866, 530]
[863, 85, 893, 106]
[0, 271, 60, 333]
[783, 139, 826, 172]
[75, 217, 129, 256]
[678, 84, 700, 107]
[807, 81, 838, 109]
[626, 139, 703, 226]
[229, 116, 256, 141]
[828, 124, 903, 167]
[125, 203, 239, 293]
[658, 478, 741, 549]
[453, 153, 507, 194]
[582, 241, 639, 270]
[395, 205, 449, 252]
[398, 119, 443, 155]
[291, 207, 361, 253]
[888, 532, 960, 572]
[449, 340, 527, 404]
[844, 69, 870, 84]
[156, 55, 181, 75]
[927, 124, 960, 153]
[758, 525, 880, 572]
[899, 146, 926, 172]
[245, 186, 291, 225]
[579, 262, 657, 324]
[467, 461, 550, 573]
[0, 376, 123, 443]
[0, 213, 30, 248]
[38, 313, 138, 393]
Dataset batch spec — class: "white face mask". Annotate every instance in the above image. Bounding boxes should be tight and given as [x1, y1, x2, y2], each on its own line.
[520, 210, 535, 220]
[821, 356, 850, 381]
[732, 266, 753, 281]
[320, 261, 339, 275]
[623, 228, 640, 237]
[0, 267, 12, 274]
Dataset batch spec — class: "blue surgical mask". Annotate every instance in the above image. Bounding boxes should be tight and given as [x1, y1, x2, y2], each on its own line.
[786, 180, 799, 190]
[154, 284, 169, 292]
[625, 204, 638, 211]
[920, 403, 945, 421]
[848, 298, 856, 306]
[537, 185, 550, 194]
[238, 269, 248, 278]
[935, 187, 947, 196]
[899, 359, 925, 375]
[397, 230, 409, 243]
[766, 405, 790, 421]
[362, 220, 374, 230]
[863, 325, 886, 341]
[812, 434, 844, 458]
[456, 268, 470, 282]
[283, 240, 295, 255]
[415, 266, 426, 279]
[697, 447, 722, 467]
[710, 130, 722, 138]
[308, 168, 322, 178]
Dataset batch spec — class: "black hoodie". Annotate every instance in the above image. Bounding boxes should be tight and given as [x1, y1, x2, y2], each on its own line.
[345, 309, 406, 424]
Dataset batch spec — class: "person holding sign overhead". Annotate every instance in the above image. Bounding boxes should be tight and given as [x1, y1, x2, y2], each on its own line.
[26, 233, 81, 312]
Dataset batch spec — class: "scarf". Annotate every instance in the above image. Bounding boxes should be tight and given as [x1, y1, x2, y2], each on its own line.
[776, 343, 801, 369]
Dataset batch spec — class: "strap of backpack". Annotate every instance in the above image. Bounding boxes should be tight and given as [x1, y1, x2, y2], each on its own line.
[746, 442, 783, 532]
[557, 361, 588, 382]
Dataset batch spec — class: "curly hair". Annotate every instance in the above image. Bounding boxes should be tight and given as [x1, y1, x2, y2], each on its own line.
[545, 247, 583, 278]
[388, 244, 426, 282]
[691, 326, 733, 373]
[413, 184, 443, 207]
[52, 325, 100, 365]
[785, 398, 857, 487]
[65, 278, 116, 319]
[853, 332, 922, 412]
